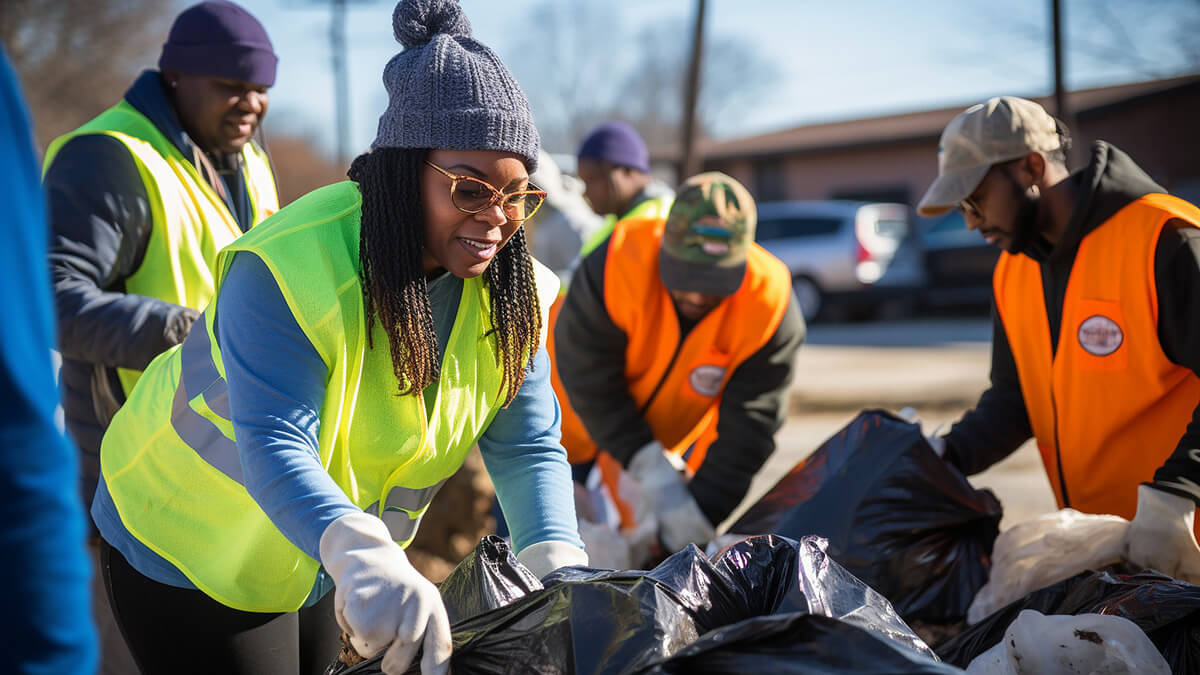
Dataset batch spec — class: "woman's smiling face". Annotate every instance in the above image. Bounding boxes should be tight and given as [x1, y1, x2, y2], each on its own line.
[419, 149, 529, 279]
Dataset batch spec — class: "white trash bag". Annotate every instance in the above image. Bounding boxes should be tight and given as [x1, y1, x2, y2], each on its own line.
[964, 609, 1169, 674]
[968, 509, 1129, 624]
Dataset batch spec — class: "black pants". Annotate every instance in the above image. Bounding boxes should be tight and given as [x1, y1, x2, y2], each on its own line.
[100, 539, 342, 675]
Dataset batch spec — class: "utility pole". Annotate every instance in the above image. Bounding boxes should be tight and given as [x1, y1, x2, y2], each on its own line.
[679, 0, 707, 180]
[293, 0, 379, 166]
[1051, 0, 1067, 120]
[331, 0, 350, 166]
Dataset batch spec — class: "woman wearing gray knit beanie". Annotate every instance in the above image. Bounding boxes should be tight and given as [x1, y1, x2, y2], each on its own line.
[92, 1, 586, 674]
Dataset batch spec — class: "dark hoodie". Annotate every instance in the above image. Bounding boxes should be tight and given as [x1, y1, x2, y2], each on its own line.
[945, 142, 1200, 505]
[44, 70, 260, 511]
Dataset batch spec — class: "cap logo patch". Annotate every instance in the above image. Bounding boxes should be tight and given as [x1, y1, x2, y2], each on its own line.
[1078, 315, 1123, 356]
[689, 365, 726, 397]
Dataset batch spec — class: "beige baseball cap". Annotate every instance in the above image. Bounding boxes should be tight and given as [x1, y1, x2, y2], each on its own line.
[917, 96, 1061, 217]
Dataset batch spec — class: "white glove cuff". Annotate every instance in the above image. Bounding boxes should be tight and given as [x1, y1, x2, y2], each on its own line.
[628, 441, 671, 485]
[516, 540, 589, 579]
[319, 511, 399, 578]
[1137, 484, 1197, 520]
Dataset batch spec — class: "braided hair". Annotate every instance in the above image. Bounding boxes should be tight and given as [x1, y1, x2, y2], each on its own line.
[347, 147, 541, 406]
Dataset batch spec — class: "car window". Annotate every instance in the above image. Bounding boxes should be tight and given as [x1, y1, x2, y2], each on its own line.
[874, 219, 909, 239]
[756, 217, 843, 241]
[924, 211, 966, 234]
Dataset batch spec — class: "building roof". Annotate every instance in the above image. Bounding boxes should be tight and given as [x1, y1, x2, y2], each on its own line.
[683, 74, 1200, 162]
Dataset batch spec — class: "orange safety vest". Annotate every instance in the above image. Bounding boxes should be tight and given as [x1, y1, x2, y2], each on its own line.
[995, 193, 1200, 528]
[552, 216, 792, 476]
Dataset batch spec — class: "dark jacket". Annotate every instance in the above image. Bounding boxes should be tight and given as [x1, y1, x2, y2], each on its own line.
[45, 70, 258, 508]
[555, 236, 806, 525]
[945, 142, 1200, 505]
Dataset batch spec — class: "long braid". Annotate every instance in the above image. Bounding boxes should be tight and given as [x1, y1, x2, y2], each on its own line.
[349, 147, 541, 404]
[484, 226, 541, 406]
[349, 147, 439, 396]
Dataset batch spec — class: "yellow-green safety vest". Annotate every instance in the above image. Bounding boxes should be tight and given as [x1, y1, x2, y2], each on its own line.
[579, 193, 674, 257]
[100, 181, 558, 612]
[44, 100, 279, 394]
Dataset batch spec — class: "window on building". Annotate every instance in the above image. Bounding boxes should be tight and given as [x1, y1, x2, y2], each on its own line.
[754, 158, 786, 202]
[829, 185, 911, 205]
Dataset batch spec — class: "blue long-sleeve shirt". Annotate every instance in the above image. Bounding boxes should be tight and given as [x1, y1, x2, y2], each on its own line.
[0, 50, 99, 674]
[94, 250, 580, 598]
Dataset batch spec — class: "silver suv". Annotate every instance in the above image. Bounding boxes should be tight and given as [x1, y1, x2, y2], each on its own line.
[755, 201, 924, 322]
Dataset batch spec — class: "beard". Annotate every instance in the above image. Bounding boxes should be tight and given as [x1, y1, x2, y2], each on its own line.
[1004, 174, 1042, 255]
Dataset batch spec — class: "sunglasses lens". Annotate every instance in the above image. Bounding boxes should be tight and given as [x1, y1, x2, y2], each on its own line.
[451, 178, 495, 213]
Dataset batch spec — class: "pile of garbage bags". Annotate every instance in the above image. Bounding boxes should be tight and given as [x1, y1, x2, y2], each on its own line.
[729, 409, 1003, 622]
[326, 534, 962, 674]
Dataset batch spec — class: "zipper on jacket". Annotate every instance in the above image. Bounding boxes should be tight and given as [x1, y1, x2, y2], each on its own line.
[637, 335, 686, 418]
[1050, 387, 1071, 507]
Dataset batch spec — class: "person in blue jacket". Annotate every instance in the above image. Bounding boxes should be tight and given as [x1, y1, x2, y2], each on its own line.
[0, 48, 99, 674]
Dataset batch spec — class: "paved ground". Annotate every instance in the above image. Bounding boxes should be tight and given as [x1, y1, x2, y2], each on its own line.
[720, 316, 1059, 533]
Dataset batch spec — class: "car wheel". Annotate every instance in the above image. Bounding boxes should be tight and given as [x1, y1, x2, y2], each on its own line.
[793, 276, 822, 323]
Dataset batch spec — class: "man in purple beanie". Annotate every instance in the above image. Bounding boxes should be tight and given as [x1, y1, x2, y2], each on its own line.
[41, 2, 280, 670]
[576, 121, 675, 256]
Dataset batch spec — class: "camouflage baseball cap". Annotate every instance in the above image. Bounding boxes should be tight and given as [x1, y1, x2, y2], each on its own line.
[659, 172, 756, 296]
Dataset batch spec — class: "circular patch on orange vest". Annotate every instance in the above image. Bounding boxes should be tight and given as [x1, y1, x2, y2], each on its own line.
[689, 365, 726, 397]
[1078, 315, 1123, 356]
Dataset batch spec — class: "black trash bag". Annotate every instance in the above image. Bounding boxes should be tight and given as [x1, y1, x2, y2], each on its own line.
[436, 535, 542, 624]
[328, 534, 955, 674]
[729, 409, 1002, 622]
[640, 613, 963, 674]
[936, 567, 1200, 672]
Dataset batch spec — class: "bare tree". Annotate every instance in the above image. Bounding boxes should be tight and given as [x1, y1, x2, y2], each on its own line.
[1, 0, 175, 149]
[506, 0, 777, 157]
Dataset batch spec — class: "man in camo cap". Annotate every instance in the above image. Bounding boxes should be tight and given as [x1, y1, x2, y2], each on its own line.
[554, 172, 806, 554]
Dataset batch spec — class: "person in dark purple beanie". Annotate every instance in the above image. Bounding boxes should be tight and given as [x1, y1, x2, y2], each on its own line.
[41, 2, 281, 672]
[575, 120, 675, 256]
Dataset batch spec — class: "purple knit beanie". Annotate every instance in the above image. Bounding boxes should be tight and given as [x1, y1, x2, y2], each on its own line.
[158, 1, 278, 87]
[577, 121, 650, 173]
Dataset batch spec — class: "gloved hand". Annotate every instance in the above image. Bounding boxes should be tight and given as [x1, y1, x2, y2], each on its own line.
[898, 407, 947, 458]
[627, 441, 715, 552]
[1123, 484, 1200, 583]
[516, 540, 590, 579]
[927, 433, 947, 459]
[320, 512, 451, 675]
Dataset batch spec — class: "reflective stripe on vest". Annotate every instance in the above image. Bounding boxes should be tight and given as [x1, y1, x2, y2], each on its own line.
[101, 181, 560, 611]
[994, 193, 1200, 524]
[43, 100, 279, 395]
[579, 194, 674, 257]
[555, 216, 791, 469]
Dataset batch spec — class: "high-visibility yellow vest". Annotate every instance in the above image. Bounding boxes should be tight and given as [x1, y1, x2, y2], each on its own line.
[579, 193, 674, 257]
[44, 100, 279, 394]
[100, 181, 558, 612]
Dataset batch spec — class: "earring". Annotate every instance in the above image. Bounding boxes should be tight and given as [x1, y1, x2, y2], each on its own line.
[170, 81, 178, 88]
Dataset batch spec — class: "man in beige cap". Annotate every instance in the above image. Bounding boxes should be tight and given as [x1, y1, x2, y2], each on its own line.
[918, 96, 1200, 583]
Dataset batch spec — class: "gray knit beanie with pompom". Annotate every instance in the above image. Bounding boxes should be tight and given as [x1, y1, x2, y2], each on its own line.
[372, 0, 539, 170]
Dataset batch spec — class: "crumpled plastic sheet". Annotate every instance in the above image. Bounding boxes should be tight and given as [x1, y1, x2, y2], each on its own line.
[938, 567, 1200, 672]
[327, 533, 962, 674]
[966, 509, 1129, 624]
[729, 409, 1003, 622]
[963, 609, 1170, 674]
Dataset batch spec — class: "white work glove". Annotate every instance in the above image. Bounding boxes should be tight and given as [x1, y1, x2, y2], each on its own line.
[320, 512, 451, 675]
[899, 407, 948, 458]
[1123, 484, 1200, 583]
[627, 441, 715, 552]
[516, 540, 590, 578]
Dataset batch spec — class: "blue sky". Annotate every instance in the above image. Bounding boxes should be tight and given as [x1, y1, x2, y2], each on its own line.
[237, 0, 1200, 158]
